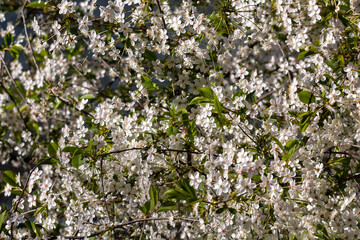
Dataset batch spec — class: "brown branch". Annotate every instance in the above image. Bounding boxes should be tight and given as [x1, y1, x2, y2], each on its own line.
[83, 39, 121, 78]
[237, 124, 257, 145]
[102, 147, 203, 158]
[155, 0, 167, 30]
[63, 217, 197, 239]
[0, 55, 28, 104]
[49, 89, 94, 118]
[256, 90, 276, 103]
[11, 155, 56, 238]
[21, 0, 42, 76]
[0, 72, 31, 132]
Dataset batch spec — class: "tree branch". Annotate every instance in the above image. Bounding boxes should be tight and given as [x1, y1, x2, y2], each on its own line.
[63, 217, 197, 239]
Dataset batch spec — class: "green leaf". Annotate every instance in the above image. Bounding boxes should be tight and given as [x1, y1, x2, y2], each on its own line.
[32, 221, 42, 237]
[25, 220, 35, 235]
[9, 44, 23, 59]
[4, 33, 13, 47]
[177, 179, 197, 198]
[157, 201, 177, 212]
[216, 208, 225, 214]
[271, 136, 284, 152]
[144, 50, 157, 61]
[299, 112, 314, 132]
[298, 90, 315, 104]
[71, 154, 83, 168]
[297, 46, 317, 60]
[149, 185, 158, 211]
[189, 96, 211, 105]
[0, 211, 6, 230]
[9, 49, 19, 59]
[86, 139, 93, 152]
[214, 95, 222, 114]
[26, 1, 49, 8]
[19, 104, 28, 112]
[62, 146, 78, 154]
[80, 94, 95, 100]
[164, 189, 179, 199]
[166, 126, 179, 136]
[14, 80, 26, 99]
[47, 142, 58, 156]
[37, 157, 59, 165]
[164, 188, 189, 200]
[285, 139, 299, 151]
[228, 208, 237, 214]
[338, 13, 350, 27]
[2, 170, 17, 186]
[176, 108, 188, 114]
[11, 44, 23, 51]
[232, 89, 243, 100]
[34, 203, 47, 216]
[283, 139, 299, 161]
[199, 87, 214, 99]
[140, 201, 151, 214]
[337, 54, 345, 66]
[141, 75, 158, 92]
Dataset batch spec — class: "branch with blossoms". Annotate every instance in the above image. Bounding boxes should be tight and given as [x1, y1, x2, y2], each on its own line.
[0, 0, 360, 239]
[63, 217, 197, 239]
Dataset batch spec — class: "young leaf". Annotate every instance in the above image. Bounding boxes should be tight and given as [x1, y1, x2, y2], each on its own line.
[157, 201, 177, 212]
[271, 136, 284, 152]
[62, 146, 78, 154]
[4, 33, 13, 47]
[25, 220, 36, 235]
[47, 142, 58, 156]
[26, 1, 49, 8]
[0, 211, 6, 230]
[166, 126, 179, 136]
[71, 154, 83, 168]
[299, 112, 313, 132]
[177, 179, 197, 198]
[2, 170, 17, 186]
[199, 87, 214, 99]
[80, 94, 95, 100]
[298, 90, 315, 104]
[297, 46, 317, 60]
[140, 201, 151, 214]
[86, 139, 93, 152]
[141, 75, 158, 91]
[214, 95, 222, 114]
[149, 185, 158, 211]
[283, 139, 299, 161]
[34, 202, 47, 216]
[189, 96, 211, 105]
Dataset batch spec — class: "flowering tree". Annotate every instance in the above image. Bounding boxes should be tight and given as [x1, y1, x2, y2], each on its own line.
[0, 0, 360, 239]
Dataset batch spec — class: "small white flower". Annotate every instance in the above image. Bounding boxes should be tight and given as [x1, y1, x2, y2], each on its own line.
[4, 183, 12, 197]
[189, 172, 202, 189]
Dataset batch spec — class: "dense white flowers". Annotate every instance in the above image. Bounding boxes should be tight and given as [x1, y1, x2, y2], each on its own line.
[0, 0, 360, 239]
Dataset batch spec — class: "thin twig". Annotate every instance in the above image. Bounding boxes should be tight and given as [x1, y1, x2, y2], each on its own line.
[99, 155, 111, 222]
[102, 147, 203, 157]
[83, 39, 121, 78]
[276, 41, 292, 83]
[256, 90, 276, 103]
[21, 0, 42, 75]
[155, 0, 167, 30]
[63, 217, 197, 239]
[10, 155, 56, 238]
[0, 55, 29, 104]
[49, 88, 94, 118]
[238, 124, 257, 145]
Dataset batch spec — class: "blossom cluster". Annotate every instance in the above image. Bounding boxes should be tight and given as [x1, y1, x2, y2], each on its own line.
[0, 0, 360, 239]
